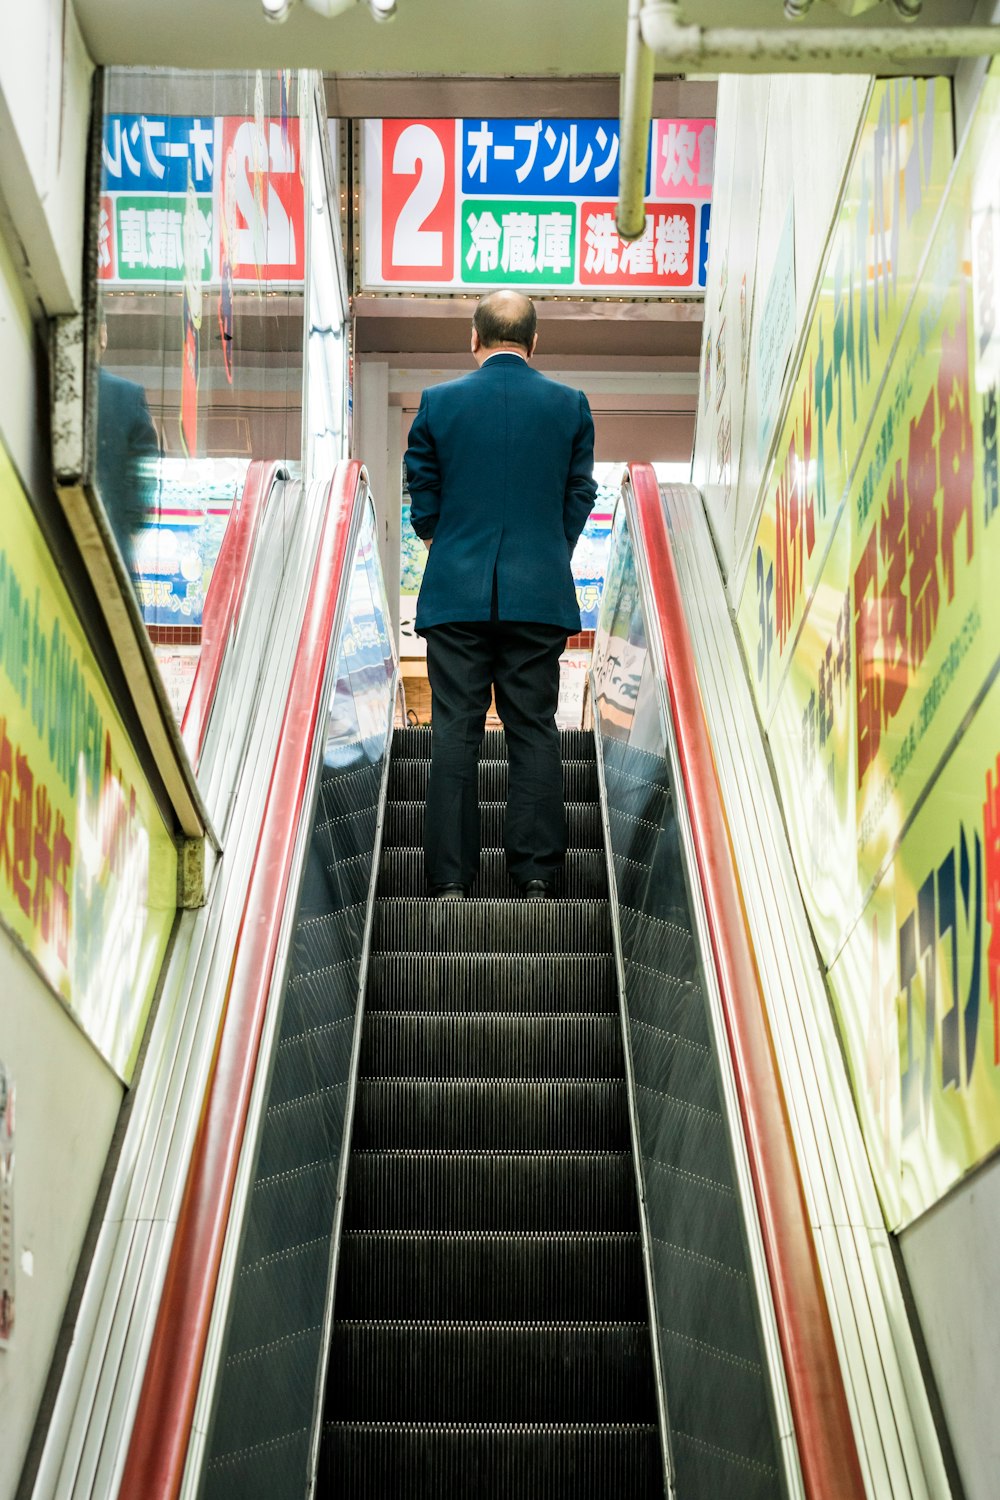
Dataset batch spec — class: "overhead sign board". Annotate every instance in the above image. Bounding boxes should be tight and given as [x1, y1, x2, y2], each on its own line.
[362, 117, 714, 296]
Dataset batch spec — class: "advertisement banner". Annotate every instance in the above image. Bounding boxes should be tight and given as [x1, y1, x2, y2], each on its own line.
[753, 67, 1000, 1226]
[829, 672, 1000, 1228]
[362, 117, 713, 296]
[737, 79, 954, 728]
[99, 112, 306, 288]
[0, 442, 178, 1081]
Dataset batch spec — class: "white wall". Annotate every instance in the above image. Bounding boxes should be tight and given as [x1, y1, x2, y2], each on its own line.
[0, 11, 120, 1494]
[0, 926, 123, 1500]
[692, 73, 869, 591]
[0, 0, 93, 315]
[900, 1160, 1000, 1500]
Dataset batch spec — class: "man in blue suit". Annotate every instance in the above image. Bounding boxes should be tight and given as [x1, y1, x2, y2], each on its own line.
[404, 290, 597, 899]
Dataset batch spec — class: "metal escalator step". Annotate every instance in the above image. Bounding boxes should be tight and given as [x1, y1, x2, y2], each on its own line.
[391, 727, 596, 762]
[599, 765, 671, 825]
[365, 953, 618, 1015]
[372, 898, 611, 955]
[335, 1230, 648, 1320]
[343, 1150, 638, 1232]
[388, 758, 598, 802]
[327, 1320, 657, 1424]
[382, 800, 603, 852]
[320, 1421, 662, 1500]
[617, 906, 698, 981]
[606, 808, 659, 867]
[359, 1014, 624, 1081]
[351, 1078, 630, 1151]
[377, 847, 606, 900]
[317, 760, 384, 823]
[292, 903, 367, 975]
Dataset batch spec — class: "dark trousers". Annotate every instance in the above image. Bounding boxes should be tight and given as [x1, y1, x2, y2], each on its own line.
[423, 618, 568, 889]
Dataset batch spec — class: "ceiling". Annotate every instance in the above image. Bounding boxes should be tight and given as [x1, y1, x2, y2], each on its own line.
[73, 0, 983, 71]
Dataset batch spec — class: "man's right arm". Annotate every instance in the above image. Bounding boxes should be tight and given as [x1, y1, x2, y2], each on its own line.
[404, 392, 441, 541]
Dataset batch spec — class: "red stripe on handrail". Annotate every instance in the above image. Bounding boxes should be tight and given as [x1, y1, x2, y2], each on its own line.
[119, 459, 363, 1500]
[181, 460, 288, 768]
[626, 463, 865, 1500]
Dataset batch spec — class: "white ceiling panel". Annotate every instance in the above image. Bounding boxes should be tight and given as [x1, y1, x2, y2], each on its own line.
[72, 0, 983, 71]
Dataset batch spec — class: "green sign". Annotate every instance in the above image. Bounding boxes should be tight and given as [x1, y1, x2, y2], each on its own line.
[461, 198, 577, 285]
[114, 193, 214, 284]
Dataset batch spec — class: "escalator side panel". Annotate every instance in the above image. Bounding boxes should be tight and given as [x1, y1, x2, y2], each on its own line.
[601, 734, 787, 1500]
[198, 740, 388, 1497]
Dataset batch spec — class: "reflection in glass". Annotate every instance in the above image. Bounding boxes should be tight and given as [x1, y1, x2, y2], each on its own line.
[92, 69, 346, 739]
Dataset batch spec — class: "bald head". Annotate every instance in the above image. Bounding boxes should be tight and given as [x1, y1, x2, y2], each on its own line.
[472, 291, 537, 356]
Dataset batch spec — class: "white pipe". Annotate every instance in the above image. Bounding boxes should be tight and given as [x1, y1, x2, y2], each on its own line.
[617, 0, 656, 242]
[641, 0, 1000, 70]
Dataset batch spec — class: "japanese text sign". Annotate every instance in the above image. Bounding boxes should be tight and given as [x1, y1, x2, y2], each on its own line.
[99, 113, 305, 287]
[733, 72, 1000, 1227]
[362, 117, 714, 296]
[0, 441, 178, 1081]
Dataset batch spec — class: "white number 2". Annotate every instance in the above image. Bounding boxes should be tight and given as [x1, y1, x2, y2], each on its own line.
[392, 124, 445, 268]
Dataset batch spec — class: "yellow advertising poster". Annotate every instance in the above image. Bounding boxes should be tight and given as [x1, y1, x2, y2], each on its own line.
[0, 442, 177, 1081]
[829, 671, 1000, 1229]
[767, 70, 1000, 971]
[737, 78, 954, 729]
[760, 65, 1000, 1225]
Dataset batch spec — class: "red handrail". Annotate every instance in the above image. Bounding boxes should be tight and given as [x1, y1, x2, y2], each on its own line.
[626, 463, 866, 1500]
[119, 459, 364, 1500]
[181, 460, 288, 768]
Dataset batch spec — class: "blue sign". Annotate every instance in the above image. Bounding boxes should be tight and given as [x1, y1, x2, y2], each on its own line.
[460, 118, 651, 200]
[698, 203, 711, 289]
[102, 115, 216, 194]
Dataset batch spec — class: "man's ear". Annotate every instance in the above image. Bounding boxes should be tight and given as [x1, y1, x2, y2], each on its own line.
[527, 333, 538, 360]
[471, 327, 481, 355]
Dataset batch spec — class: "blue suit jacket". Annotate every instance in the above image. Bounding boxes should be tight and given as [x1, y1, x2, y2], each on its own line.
[404, 354, 597, 632]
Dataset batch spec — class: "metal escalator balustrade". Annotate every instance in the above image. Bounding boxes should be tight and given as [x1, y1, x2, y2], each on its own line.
[320, 724, 663, 1497]
[594, 463, 869, 1500]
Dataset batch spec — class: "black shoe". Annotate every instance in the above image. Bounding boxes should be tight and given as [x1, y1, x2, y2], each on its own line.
[520, 879, 553, 901]
[430, 883, 467, 900]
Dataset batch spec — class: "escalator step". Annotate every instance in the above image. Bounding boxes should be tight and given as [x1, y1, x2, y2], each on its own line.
[377, 847, 606, 900]
[321, 1421, 662, 1500]
[383, 800, 603, 852]
[359, 1014, 624, 1081]
[388, 758, 598, 803]
[351, 1078, 630, 1150]
[391, 727, 596, 763]
[372, 898, 612, 956]
[343, 1149, 638, 1232]
[327, 1321, 656, 1423]
[365, 953, 618, 1015]
[335, 1230, 648, 1320]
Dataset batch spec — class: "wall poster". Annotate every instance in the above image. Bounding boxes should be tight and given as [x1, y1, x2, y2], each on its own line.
[0, 442, 178, 1082]
[363, 117, 714, 296]
[735, 69, 1000, 1228]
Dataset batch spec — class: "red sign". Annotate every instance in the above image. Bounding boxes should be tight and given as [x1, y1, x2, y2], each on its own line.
[379, 119, 456, 284]
[219, 116, 305, 283]
[578, 201, 697, 289]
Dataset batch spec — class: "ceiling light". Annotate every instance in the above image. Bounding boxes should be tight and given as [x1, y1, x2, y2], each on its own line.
[368, 0, 397, 17]
[261, 0, 294, 19]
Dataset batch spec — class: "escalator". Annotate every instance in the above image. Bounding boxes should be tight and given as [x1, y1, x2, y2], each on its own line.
[320, 725, 661, 1496]
[114, 462, 862, 1500]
